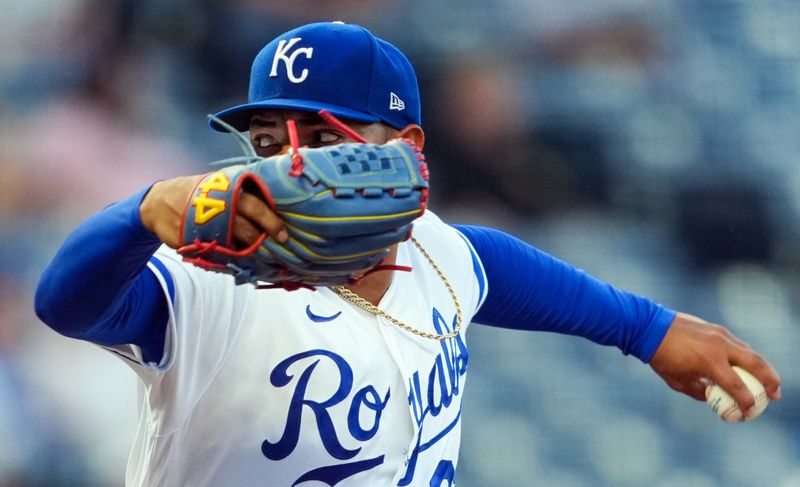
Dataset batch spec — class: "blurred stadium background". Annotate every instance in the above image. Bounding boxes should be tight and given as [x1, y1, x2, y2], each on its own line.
[2, 0, 800, 485]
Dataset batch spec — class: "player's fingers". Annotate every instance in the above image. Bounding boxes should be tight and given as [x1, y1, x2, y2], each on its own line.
[659, 372, 708, 402]
[684, 379, 708, 402]
[238, 192, 288, 242]
[732, 352, 782, 400]
[710, 363, 756, 414]
[710, 323, 781, 400]
[233, 215, 266, 247]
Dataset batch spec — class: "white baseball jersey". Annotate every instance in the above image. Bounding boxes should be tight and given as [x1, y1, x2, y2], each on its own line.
[107, 210, 488, 486]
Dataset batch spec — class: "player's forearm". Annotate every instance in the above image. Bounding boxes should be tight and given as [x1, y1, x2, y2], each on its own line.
[455, 225, 675, 362]
[34, 185, 163, 337]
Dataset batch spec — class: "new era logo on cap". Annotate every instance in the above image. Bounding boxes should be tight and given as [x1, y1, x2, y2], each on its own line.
[211, 22, 421, 132]
[389, 92, 405, 111]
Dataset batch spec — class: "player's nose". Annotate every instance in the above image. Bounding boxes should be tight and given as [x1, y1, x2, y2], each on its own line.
[278, 118, 303, 155]
[276, 145, 291, 156]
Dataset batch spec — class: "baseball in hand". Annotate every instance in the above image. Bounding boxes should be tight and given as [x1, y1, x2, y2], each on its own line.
[705, 366, 769, 422]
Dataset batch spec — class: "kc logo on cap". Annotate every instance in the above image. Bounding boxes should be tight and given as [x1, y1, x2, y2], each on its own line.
[211, 22, 421, 132]
[270, 38, 314, 84]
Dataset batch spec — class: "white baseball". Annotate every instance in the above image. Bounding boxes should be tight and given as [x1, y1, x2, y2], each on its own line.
[705, 366, 769, 422]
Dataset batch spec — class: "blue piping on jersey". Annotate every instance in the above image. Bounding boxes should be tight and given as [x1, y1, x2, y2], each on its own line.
[453, 229, 487, 308]
[149, 255, 175, 303]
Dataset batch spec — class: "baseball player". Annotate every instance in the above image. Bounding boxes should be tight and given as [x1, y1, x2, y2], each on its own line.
[35, 22, 780, 486]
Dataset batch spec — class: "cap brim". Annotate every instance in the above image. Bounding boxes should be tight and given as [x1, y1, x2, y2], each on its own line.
[209, 99, 382, 132]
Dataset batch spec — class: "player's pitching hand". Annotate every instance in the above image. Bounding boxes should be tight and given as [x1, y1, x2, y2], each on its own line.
[139, 175, 288, 249]
[648, 312, 781, 415]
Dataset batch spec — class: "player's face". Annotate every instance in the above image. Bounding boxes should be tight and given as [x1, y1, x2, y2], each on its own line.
[248, 109, 393, 158]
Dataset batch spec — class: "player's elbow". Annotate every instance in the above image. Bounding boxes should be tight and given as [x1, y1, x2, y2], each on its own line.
[34, 272, 90, 337]
[34, 274, 66, 332]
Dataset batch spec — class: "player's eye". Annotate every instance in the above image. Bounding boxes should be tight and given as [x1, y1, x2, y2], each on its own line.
[319, 131, 340, 143]
[310, 130, 344, 147]
[252, 134, 281, 156]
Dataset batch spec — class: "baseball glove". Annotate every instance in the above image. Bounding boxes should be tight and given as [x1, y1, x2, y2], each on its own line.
[177, 136, 429, 290]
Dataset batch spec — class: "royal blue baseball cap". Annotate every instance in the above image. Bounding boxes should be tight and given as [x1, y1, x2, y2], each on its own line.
[210, 22, 421, 132]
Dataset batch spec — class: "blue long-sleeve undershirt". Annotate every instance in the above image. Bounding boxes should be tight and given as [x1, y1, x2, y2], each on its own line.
[34, 187, 169, 363]
[34, 194, 674, 364]
[453, 225, 674, 361]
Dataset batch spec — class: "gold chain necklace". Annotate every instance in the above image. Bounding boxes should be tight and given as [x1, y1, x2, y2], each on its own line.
[330, 237, 463, 341]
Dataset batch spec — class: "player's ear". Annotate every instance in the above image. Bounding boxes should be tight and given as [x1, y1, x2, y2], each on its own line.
[396, 124, 425, 150]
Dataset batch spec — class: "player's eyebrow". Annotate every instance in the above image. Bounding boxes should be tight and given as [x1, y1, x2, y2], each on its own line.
[295, 116, 328, 127]
[249, 116, 278, 128]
